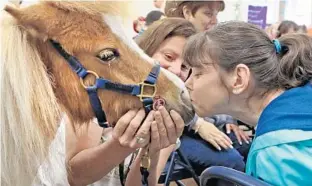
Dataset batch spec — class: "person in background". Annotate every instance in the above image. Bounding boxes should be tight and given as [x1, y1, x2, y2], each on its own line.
[145, 10, 165, 27]
[153, 0, 165, 11]
[136, 18, 249, 183]
[164, 0, 225, 32]
[265, 22, 280, 40]
[133, 11, 165, 40]
[277, 20, 299, 38]
[297, 25, 308, 34]
[133, 16, 146, 35]
[184, 20, 312, 186]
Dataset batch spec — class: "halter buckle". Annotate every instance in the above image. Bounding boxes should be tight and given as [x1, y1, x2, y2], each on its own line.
[79, 70, 99, 89]
[137, 82, 157, 102]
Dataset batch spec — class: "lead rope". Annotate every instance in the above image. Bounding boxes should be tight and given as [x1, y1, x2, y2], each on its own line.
[140, 149, 151, 186]
[120, 149, 150, 186]
[119, 131, 151, 186]
[139, 95, 156, 186]
[119, 98, 154, 186]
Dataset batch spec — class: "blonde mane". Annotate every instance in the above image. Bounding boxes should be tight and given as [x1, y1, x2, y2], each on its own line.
[0, 2, 134, 185]
[0, 2, 194, 186]
[1, 11, 61, 186]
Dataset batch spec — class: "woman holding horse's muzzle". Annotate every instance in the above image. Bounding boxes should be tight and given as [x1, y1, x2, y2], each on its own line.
[65, 107, 185, 186]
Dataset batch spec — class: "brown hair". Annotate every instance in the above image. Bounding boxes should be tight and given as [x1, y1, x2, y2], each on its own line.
[165, 1, 225, 18]
[277, 20, 299, 38]
[297, 25, 308, 34]
[183, 21, 312, 91]
[136, 17, 196, 56]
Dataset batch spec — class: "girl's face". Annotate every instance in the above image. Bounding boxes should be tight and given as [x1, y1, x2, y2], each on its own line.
[185, 62, 231, 117]
[152, 36, 190, 81]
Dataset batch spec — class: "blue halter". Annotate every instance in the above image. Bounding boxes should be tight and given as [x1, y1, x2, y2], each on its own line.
[50, 40, 160, 128]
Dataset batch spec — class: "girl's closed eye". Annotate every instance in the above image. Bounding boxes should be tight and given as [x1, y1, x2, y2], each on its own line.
[164, 53, 175, 62]
[193, 71, 203, 78]
[192, 67, 206, 78]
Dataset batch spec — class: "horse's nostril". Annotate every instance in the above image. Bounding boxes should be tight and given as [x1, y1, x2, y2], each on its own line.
[181, 90, 187, 97]
[181, 89, 190, 98]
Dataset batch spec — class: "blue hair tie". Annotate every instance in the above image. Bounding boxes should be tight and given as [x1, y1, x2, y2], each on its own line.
[273, 39, 282, 54]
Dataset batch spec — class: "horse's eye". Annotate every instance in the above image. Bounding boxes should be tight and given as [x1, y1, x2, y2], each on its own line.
[97, 49, 119, 62]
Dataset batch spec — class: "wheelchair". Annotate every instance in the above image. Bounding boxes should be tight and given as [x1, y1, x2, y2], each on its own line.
[200, 166, 271, 186]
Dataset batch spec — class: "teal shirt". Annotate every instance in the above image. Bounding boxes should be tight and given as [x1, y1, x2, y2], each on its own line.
[246, 130, 312, 186]
[246, 83, 312, 186]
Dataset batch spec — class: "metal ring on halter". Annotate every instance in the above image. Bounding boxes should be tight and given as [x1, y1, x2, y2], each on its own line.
[136, 82, 157, 102]
[79, 70, 99, 89]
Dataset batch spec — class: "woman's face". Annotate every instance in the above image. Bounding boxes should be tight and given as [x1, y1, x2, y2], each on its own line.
[185, 2, 220, 31]
[152, 36, 190, 81]
[185, 63, 230, 117]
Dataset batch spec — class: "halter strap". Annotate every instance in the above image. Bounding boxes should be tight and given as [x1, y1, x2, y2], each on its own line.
[50, 40, 88, 78]
[50, 39, 160, 128]
[50, 39, 160, 186]
[86, 87, 108, 127]
[96, 79, 141, 95]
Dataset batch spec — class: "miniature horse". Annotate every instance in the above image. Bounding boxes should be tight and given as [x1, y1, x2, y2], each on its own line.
[1, 2, 194, 186]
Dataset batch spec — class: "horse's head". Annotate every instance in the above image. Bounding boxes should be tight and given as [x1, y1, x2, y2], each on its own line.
[5, 2, 194, 126]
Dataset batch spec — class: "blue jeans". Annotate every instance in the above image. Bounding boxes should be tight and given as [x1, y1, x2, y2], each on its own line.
[178, 128, 250, 175]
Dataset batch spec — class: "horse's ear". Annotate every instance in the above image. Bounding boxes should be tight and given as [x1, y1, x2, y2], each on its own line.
[4, 5, 49, 41]
[4, 5, 23, 20]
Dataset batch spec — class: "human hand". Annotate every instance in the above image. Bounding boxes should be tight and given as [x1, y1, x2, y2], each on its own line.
[112, 109, 154, 149]
[196, 118, 233, 151]
[226, 123, 251, 145]
[149, 106, 184, 155]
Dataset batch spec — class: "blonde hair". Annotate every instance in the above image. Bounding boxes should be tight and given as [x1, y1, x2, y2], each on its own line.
[1, 11, 60, 186]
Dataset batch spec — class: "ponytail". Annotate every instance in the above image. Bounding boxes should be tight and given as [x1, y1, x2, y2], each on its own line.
[277, 34, 312, 89]
[183, 21, 312, 93]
